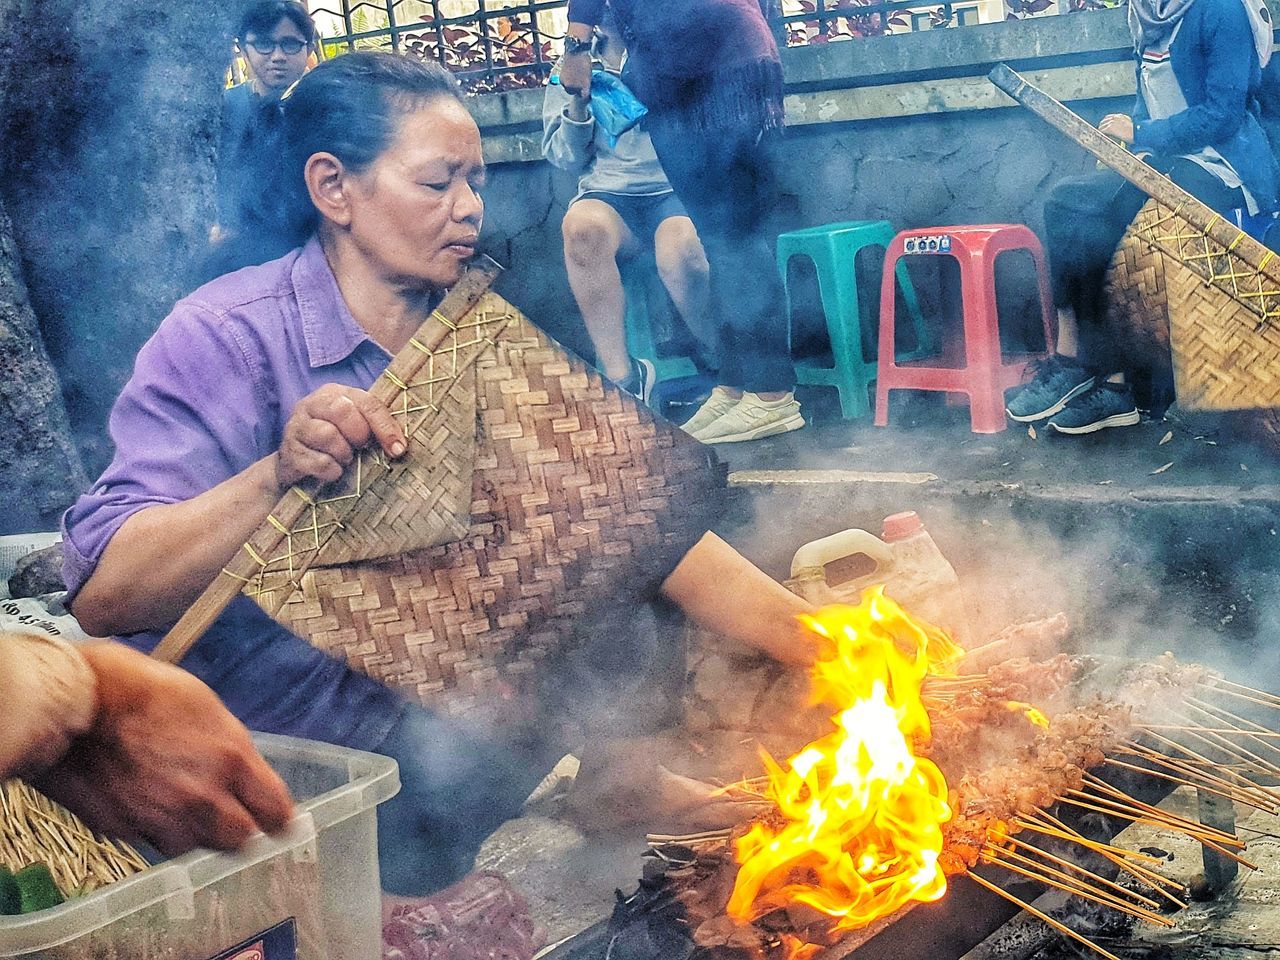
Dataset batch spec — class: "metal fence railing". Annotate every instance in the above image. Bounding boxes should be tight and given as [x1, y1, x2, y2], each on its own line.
[305, 0, 1094, 93]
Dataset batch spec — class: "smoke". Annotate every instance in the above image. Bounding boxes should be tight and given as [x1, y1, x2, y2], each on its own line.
[0, 0, 240, 476]
[718, 475, 1280, 692]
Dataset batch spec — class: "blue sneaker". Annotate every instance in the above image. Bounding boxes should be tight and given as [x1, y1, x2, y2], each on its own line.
[1006, 356, 1096, 422]
[616, 357, 655, 405]
[1046, 383, 1140, 434]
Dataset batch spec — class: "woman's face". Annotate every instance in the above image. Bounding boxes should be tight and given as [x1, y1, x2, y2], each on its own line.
[343, 99, 486, 291]
[244, 17, 310, 93]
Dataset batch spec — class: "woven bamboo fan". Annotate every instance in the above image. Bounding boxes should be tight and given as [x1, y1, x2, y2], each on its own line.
[156, 258, 725, 714]
[1106, 201, 1280, 451]
[990, 65, 1280, 414]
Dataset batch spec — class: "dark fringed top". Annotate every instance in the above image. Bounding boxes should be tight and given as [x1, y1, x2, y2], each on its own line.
[567, 0, 785, 136]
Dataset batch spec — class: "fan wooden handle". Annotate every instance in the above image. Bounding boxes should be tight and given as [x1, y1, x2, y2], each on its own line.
[988, 64, 1277, 277]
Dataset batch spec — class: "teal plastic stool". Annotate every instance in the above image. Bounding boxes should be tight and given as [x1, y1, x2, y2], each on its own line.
[623, 268, 699, 387]
[778, 220, 932, 419]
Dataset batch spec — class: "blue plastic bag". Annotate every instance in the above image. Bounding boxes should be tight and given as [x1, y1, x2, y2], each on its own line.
[551, 68, 648, 147]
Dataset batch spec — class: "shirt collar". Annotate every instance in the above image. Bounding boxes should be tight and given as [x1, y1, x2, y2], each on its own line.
[292, 235, 390, 368]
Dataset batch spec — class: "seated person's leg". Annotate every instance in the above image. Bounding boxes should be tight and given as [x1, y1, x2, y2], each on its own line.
[1007, 169, 1145, 425]
[653, 213, 713, 364]
[1163, 157, 1248, 217]
[562, 198, 638, 384]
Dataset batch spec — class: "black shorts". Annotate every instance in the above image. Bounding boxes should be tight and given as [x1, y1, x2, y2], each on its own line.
[576, 190, 689, 244]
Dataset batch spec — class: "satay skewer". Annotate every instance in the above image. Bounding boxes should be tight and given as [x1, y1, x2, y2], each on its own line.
[1120, 742, 1280, 810]
[1025, 810, 1184, 882]
[1142, 725, 1280, 740]
[1166, 712, 1280, 781]
[1074, 779, 1243, 845]
[1058, 793, 1242, 850]
[1016, 813, 1170, 869]
[1067, 789, 1242, 848]
[646, 830, 733, 844]
[1198, 683, 1280, 714]
[967, 871, 1124, 960]
[1013, 816, 1188, 907]
[1102, 756, 1266, 812]
[1188, 697, 1280, 738]
[1054, 796, 1256, 868]
[982, 848, 1174, 927]
[1211, 678, 1280, 708]
[1184, 699, 1280, 767]
[1130, 740, 1280, 811]
[999, 835, 1164, 911]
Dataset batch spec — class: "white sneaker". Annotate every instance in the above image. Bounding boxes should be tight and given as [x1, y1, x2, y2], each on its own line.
[681, 386, 741, 438]
[697, 392, 805, 444]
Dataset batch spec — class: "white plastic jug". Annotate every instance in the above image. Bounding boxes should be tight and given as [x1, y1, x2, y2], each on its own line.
[785, 512, 971, 644]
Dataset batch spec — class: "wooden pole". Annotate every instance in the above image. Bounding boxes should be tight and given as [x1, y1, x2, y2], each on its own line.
[152, 258, 504, 666]
[987, 64, 1280, 285]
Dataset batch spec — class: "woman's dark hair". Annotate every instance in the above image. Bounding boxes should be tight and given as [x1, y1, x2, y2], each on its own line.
[207, 52, 467, 278]
[237, 0, 318, 44]
[277, 52, 467, 243]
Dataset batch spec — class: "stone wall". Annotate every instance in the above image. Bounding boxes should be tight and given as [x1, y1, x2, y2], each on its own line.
[1, 0, 239, 488]
[475, 10, 1140, 358]
[0, 0, 87, 534]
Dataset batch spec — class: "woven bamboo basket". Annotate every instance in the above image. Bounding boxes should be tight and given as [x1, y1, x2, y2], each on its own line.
[157, 262, 725, 717]
[1106, 200, 1280, 452]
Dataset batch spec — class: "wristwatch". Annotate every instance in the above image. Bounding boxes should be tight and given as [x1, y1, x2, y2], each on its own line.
[564, 35, 592, 55]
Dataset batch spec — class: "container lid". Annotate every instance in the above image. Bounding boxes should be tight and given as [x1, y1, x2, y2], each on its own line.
[882, 511, 923, 541]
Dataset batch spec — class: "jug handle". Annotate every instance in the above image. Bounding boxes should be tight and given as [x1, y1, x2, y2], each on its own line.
[789, 529, 894, 585]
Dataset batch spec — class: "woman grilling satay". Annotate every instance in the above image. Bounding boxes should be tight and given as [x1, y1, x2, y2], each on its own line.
[63, 53, 814, 913]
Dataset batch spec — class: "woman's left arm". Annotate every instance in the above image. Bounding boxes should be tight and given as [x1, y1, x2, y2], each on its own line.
[1133, 0, 1253, 155]
[659, 532, 819, 666]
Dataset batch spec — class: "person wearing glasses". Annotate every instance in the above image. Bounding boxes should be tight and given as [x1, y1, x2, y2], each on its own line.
[213, 1, 319, 267]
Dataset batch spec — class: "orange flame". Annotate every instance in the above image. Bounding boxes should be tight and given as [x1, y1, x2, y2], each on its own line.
[727, 589, 960, 938]
[1004, 701, 1050, 729]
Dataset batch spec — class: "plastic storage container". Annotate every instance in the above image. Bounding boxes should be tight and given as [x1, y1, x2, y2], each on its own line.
[0, 734, 399, 960]
[786, 511, 972, 644]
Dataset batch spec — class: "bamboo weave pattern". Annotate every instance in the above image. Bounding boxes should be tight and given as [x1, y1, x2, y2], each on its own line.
[240, 293, 723, 713]
[225, 300, 513, 613]
[1110, 199, 1280, 411]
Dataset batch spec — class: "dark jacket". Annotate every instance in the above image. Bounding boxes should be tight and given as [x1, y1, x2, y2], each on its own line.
[1259, 56, 1280, 161]
[216, 83, 286, 234]
[1131, 0, 1279, 212]
[566, 0, 784, 135]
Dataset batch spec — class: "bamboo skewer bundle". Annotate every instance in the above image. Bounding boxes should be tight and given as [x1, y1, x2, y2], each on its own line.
[0, 781, 148, 896]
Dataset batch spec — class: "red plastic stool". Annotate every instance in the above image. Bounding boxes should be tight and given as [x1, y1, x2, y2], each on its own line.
[873, 224, 1055, 434]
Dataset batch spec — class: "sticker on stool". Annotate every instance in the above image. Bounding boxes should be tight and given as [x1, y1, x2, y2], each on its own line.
[903, 235, 952, 255]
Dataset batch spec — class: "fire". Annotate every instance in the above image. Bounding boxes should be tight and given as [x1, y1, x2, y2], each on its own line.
[726, 589, 962, 937]
[1004, 701, 1050, 728]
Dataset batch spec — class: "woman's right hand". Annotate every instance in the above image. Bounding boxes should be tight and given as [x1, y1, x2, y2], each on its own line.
[276, 384, 407, 488]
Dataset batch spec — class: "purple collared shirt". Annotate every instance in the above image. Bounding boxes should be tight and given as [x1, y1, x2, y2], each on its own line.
[62, 238, 406, 749]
